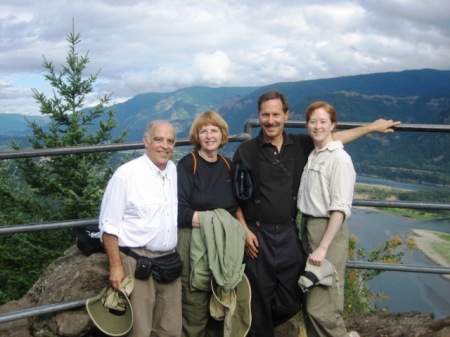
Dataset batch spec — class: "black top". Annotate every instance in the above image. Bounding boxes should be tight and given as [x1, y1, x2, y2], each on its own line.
[177, 151, 238, 228]
[233, 131, 314, 225]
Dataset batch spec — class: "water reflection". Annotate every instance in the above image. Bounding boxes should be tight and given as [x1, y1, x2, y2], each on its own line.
[348, 206, 450, 318]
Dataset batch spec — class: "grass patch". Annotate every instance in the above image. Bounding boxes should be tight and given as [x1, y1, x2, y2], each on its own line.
[354, 183, 450, 220]
[437, 233, 450, 241]
[432, 241, 450, 265]
[380, 207, 449, 220]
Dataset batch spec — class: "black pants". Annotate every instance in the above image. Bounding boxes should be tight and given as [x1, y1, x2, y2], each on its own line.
[245, 222, 305, 337]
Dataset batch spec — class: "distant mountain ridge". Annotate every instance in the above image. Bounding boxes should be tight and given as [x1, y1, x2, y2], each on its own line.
[2, 68, 449, 139]
[1, 69, 449, 185]
[112, 85, 259, 140]
[0, 114, 50, 137]
[217, 68, 450, 135]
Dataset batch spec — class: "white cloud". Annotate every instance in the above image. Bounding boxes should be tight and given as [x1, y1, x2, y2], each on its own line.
[0, 0, 449, 115]
[193, 51, 233, 84]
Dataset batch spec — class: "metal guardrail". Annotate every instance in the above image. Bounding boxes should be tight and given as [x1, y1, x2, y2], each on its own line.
[0, 299, 88, 324]
[0, 218, 97, 235]
[0, 134, 251, 160]
[2, 122, 448, 160]
[1, 199, 450, 236]
[346, 261, 450, 274]
[244, 120, 450, 134]
[0, 121, 449, 325]
[352, 199, 450, 210]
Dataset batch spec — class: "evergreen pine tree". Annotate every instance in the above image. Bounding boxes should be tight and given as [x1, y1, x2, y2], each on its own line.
[2, 22, 127, 304]
[12, 22, 127, 221]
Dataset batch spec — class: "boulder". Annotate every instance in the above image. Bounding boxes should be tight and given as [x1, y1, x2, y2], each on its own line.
[346, 311, 450, 337]
[0, 245, 109, 337]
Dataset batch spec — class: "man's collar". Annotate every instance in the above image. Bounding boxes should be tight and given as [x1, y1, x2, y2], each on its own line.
[142, 154, 173, 179]
[257, 130, 292, 148]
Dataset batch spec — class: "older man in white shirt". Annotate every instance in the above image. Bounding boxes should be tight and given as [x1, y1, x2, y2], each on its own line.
[100, 120, 181, 337]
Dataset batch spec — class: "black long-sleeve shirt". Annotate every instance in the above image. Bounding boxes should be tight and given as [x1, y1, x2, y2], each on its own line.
[177, 151, 238, 228]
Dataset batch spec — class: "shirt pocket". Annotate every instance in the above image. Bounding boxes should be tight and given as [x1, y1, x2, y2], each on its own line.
[126, 199, 153, 219]
[306, 161, 328, 198]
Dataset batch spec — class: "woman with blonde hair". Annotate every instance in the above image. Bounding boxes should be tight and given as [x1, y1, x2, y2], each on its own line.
[177, 111, 246, 337]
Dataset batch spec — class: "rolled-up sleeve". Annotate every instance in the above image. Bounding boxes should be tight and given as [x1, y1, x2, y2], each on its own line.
[99, 174, 127, 238]
[328, 157, 355, 218]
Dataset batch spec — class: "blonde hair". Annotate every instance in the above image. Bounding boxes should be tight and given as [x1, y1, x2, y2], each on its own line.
[189, 111, 229, 150]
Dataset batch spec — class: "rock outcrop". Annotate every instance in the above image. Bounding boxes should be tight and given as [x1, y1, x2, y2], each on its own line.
[0, 244, 449, 337]
[0, 245, 109, 337]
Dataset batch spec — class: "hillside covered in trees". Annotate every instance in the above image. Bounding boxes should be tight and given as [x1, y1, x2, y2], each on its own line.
[2, 68, 449, 186]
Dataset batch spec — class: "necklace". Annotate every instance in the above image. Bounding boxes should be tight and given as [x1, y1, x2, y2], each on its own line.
[198, 150, 217, 162]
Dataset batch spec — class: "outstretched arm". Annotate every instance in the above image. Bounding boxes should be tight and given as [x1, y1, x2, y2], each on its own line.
[334, 119, 401, 144]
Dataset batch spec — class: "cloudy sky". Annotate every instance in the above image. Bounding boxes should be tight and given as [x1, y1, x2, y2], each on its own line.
[1, 0, 450, 115]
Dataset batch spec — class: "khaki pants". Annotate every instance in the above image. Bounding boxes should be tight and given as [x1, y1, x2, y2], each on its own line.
[177, 228, 223, 337]
[122, 248, 182, 337]
[302, 217, 350, 337]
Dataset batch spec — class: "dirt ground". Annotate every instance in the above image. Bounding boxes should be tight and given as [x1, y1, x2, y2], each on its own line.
[274, 311, 450, 337]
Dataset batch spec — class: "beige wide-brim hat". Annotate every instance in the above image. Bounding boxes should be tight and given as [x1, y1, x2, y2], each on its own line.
[298, 257, 337, 293]
[210, 274, 252, 337]
[86, 276, 134, 336]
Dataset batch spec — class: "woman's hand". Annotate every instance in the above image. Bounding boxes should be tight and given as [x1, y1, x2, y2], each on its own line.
[309, 246, 327, 266]
[245, 229, 259, 259]
[369, 118, 401, 133]
[309, 211, 345, 266]
[192, 211, 200, 228]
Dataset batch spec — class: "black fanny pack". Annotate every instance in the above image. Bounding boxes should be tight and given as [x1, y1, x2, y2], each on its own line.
[120, 247, 183, 283]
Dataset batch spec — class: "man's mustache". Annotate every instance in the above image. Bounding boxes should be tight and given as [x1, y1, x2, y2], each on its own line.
[263, 123, 279, 128]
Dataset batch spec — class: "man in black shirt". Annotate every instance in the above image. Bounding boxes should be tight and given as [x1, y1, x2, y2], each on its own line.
[233, 90, 400, 337]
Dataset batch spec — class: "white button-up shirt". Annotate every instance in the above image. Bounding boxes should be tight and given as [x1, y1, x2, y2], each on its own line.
[297, 141, 355, 218]
[99, 154, 178, 251]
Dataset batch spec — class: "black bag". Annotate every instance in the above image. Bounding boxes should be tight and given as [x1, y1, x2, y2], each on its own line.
[233, 161, 254, 201]
[121, 247, 183, 283]
[151, 251, 184, 283]
[134, 256, 153, 280]
[77, 226, 105, 256]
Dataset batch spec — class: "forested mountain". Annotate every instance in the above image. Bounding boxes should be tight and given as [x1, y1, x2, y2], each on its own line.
[0, 114, 50, 136]
[1, 68, 449, 185]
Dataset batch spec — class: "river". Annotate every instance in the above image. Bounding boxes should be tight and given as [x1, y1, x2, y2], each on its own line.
[348, 177, 450, 318]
